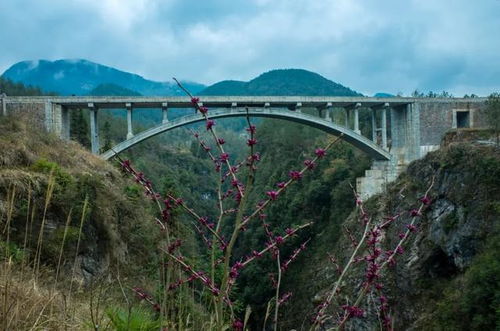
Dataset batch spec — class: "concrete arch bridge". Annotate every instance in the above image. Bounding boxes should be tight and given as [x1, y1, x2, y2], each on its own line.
[1, 96, 487, 198]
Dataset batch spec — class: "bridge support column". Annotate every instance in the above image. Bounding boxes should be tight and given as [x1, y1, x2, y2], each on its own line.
[295, 102, 302, 113]
[126, 103, 134, 139]
[162, 102, 169, 124]
[325, 102, 332, 122]
[89, 103, 100, 154]
[371, 108, 377, 142]
[382, 103, 388, 150]
[44, 100, 53, 131]
[354, 103, 361, 134]
[1, 94, 6, 116]
[61, 105, 70, 140]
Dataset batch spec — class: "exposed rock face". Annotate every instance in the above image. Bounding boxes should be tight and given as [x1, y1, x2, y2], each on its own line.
[282, 143, 499, 330]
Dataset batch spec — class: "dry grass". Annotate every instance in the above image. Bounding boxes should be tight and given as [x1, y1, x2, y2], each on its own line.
[0, 261, 87, 330]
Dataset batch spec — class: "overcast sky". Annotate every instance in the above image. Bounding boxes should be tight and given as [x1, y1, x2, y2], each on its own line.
[1, 0, 499, 96]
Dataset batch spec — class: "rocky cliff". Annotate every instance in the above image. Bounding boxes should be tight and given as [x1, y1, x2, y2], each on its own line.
[282, 142, 500, 330]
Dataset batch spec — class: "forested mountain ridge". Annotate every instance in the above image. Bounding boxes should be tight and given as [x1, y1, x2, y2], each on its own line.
[1, 59, 205, 96]
[2, 60, 362, 98]
[200, 69, 362, 96]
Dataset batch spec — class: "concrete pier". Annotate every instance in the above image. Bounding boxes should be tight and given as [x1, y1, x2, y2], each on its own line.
[162, 102, 169, 124]
[126, 102, 134, 139]
[88, 103, 100, 154]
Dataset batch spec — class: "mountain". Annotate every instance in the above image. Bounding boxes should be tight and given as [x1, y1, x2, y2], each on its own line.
[374, 92, 395, 97]
[200, 69, 362, 96]
[89, 83, 142, 96]
[1, 59, 205, 96]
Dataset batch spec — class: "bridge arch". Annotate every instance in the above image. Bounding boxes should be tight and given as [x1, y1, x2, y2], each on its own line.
[101, 108, 392, 161]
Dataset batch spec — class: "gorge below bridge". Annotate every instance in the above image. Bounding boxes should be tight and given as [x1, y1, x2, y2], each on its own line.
[0, 95, 487, 198]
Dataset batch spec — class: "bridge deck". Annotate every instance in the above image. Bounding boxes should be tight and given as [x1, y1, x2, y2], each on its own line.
[3, 96, 487, 109]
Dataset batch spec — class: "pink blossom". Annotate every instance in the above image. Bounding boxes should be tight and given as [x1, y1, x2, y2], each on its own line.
[342, 305, 364, 318]
[410, 209, 421, 217]
[191, 97, 200, 104]
[277, 182, 286, 188]
[289, 170, 302, 180]
[246, 125, 256, 134]
[199, 106, 208, 114]
[304, 159, 316, 169]
[206, 120, 215, 130]
[251, 153, 261, 161]
[266, 191, 279, 200]
[217, 138, 226, 145]
[232, 319, 243, 331]
[406, 224, 417, 232]
[247, 138, 257, 146]
[220, 153, 230, 161]
[315, 148, 326, 158]
[420, 195, 432, 205]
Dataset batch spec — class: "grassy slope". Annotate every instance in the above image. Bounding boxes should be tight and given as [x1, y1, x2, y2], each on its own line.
[0, 116, 169, 329]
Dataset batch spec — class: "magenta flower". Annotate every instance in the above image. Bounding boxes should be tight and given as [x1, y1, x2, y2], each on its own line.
[266, 190, 279, 200]
[406, 224, 417, 232]
[304, 159, 315, 170]
[220, 153, 230, 161]
[342, 305, 364, 318]
[217, 138, 226, 145]
[420, 195, 432, 205]
[246, 125, 256, 134]
[191, 97, 200, 104]
[289, 170, 302, 180]
[251, 153, 261, 161]
[315, 148, 326, 158]
[410, 209, 421, 217]
[247, 138, 257, 146]
[232, 319, 243, 331]
[252, 250, 262, 257]
[277, 182, 286, 188]
[275, 236, 284, 244]
[199, 106, 208, 114]
[206, 120, 215, 130]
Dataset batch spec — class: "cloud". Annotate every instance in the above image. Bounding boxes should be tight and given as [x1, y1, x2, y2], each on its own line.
[0, 0, 499, 96]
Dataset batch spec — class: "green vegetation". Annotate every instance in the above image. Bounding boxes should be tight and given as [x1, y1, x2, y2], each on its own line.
[90, 83, 142, 96]
[486, 92, 500, 144]
[0, 76, 54, 96]
[200, 69, 361, 96]
[431, 233, 500, 330]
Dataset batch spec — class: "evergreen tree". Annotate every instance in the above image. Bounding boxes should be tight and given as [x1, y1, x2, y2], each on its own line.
[102, 120, 113, 151]
[486, 93, 500, 145]
[70, 109, 90, 147]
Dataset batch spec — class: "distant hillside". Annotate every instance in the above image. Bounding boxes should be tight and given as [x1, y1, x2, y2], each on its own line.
[89, 83, 142, 96]
[1, 59, 205, 96]
[374, 92, 395, 97]
[200, 69, 362, 96]
[0, 76, 53, 96]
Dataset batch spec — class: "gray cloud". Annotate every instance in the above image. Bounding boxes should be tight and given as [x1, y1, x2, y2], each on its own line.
[0, 0, 499, 96]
